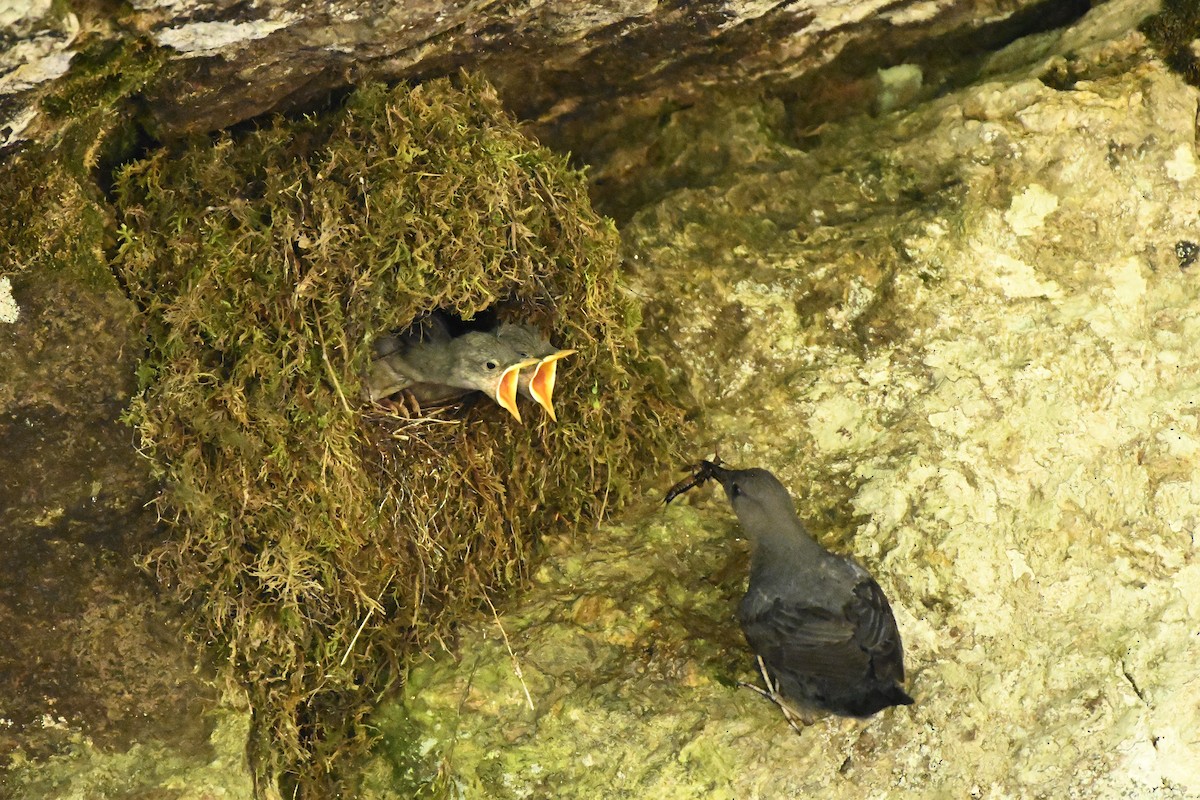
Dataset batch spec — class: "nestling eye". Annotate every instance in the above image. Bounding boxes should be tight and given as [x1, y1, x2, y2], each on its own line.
[485, 360, 499, 370]
[730, 483, 742, 498]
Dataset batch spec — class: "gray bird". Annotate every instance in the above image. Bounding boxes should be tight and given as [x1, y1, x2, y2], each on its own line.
[494, 322, 577, 422]
[365, 328, 537, 421]
[667, 460, 913, 720]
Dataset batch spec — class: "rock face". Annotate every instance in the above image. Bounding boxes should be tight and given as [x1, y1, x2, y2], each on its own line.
[0, 128, 238, 786]
[2, 0, 1087, 151]
[376, 1, 1200, 797]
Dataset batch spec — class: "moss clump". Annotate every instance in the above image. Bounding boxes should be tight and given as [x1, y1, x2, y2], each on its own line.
[113, 74, 682, 797]
[0, 148, 110, 286]
[1140, 0, 1200, 87]
[0, 39, 162, 288]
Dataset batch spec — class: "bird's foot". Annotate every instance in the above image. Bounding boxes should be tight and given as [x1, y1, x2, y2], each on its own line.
[738, 656, 811, 734]
[379, 390, 422, 417]
[399, 390, 424, 417]
[375, 398, 401, 413]
[375, 389, 429, 419]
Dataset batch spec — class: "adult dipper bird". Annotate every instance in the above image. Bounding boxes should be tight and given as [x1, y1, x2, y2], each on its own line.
[494, 322, 577, 422]
[366, 329, 537, 421]
[667, 460, 913, 721]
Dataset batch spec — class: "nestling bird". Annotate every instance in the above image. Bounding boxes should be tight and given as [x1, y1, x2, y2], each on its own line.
[666, 460, 913, 721]
[365, 326, 537, 421]
[494, 322, 577, 422]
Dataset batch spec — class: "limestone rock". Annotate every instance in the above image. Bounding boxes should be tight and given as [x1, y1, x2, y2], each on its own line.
[2, 0, 1085, 152]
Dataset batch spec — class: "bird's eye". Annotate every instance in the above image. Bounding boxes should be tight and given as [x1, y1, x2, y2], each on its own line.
[730, 483, 742, 498]
[486, 360, 499, 370]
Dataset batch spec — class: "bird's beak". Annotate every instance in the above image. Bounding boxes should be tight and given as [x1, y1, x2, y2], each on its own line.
[701, 460, 735, 489]
[494, 358, 541, 422]
[528, 349, 577, 422]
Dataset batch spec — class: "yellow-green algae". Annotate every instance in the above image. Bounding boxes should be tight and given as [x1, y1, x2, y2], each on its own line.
[7, 707, 253, 800]
[365, 3, 1200, 797]
[367, 504, 757, 800]
[112, 75, 682, 797]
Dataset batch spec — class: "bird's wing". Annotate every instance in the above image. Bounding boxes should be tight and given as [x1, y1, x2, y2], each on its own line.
[740, 574, 905, 684]
[372, 333, 403, 358]
[368, 315, 462, 400]
[365, 356, 414, 400]
[411, 311, 453, 344]
[847, 578, 906, 683]
[739, 588, 868, 681]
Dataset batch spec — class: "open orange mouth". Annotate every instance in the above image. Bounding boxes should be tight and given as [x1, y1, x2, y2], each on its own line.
[529, 349, 577, 422]
[494, 358, 541, 421]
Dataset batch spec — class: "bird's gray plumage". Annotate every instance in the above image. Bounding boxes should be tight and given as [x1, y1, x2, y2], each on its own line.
[494, 322, 556, 361]
[707, 463, 913, 718]
[365, 322, 536, 419]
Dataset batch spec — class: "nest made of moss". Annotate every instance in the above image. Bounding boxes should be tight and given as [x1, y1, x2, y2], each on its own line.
[113, 75, 682, 798]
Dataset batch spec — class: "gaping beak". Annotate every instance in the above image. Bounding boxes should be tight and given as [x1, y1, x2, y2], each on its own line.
[494, 358, 541, 422]
[528, 349, 577, 422]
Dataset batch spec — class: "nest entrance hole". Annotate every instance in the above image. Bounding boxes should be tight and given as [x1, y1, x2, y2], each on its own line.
[367, 303, 562, 419]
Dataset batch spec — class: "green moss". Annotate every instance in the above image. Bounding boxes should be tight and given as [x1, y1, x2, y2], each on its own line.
[42, 38, 162, 123]
[113, 74, 684, 797]
[0, 37, 161, 288]
[0, 150, 109, 286]
[1140, 0, 1200, 86]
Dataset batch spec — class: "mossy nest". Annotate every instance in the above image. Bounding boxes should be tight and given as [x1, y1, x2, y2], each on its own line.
[113, 75, 682, 797]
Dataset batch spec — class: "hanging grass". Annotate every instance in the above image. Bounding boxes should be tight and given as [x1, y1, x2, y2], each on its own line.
[114, 74, 683, 798]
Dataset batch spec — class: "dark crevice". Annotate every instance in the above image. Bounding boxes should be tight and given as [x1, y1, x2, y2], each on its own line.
[1121, 662, 1147, 703]
[780, 0, 1094, 138]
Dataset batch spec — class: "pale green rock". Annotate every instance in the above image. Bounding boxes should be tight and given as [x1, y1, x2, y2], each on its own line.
[0, 275, 17, 323]
[371, 0, 1200, 797]
[6, 707, 254, 799]
[875, 64, 923, 113]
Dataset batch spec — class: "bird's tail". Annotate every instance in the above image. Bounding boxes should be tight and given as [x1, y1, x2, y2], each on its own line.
[840, 683, 914, 718]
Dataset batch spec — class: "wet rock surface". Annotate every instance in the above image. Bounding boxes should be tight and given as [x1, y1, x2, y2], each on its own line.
[0, 261, 219, 779]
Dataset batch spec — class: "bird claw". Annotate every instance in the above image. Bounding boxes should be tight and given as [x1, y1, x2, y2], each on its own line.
[399, 390, 423, 417]
[738, 656, 810, 734]
[663, 455, 725, 505]
[377, 389, 424, 417]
